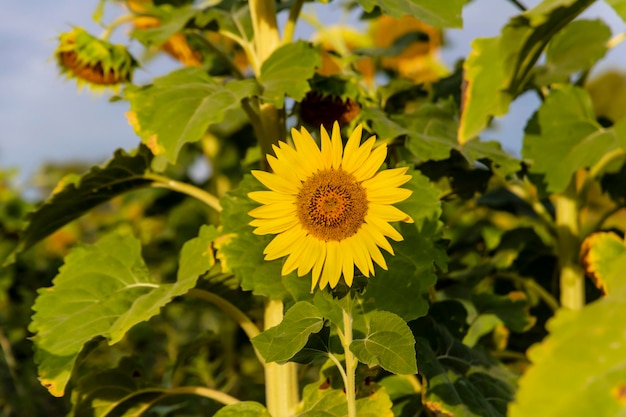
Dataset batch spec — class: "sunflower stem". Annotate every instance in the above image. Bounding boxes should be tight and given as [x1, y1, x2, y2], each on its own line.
[342, 308, 358, 417]
[283, 0, 305, 45]
[100, 14, 136, 41]
[263, 299, 299, 417]
[145, 174, 222, 212]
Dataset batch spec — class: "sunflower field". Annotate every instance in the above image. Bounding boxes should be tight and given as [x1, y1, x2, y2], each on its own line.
[2, 0, 626, 416]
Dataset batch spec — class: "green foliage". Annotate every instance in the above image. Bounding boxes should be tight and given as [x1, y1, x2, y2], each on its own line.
[10, 0, 626, 416]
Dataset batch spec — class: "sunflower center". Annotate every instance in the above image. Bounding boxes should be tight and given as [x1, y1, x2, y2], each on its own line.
[297, 169, 368, 241]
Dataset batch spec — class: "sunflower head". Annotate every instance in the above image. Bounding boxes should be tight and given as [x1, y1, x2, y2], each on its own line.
[248, 123, 413, 291]
[300, 75, 361, 130]
[55, 27, 138, 92]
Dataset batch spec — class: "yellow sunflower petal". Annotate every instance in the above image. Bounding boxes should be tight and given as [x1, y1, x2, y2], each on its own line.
[360, 226, 388, 270]
[281, 236, 309, 275]
[331, 121, 343, 169]
[264, 226, 306, 260]
[368, 203, 413, 223]
[297, 235, 320, 276]
[361, 222, 395, 255]
[339, 239, 355, 286]
[348, 233, 372, 277]
[367, 187, 413, 204]
[311, 242, 326, 291]
[366, 215, 404, 242]
[292, 127, 324, 173]
[248, 202, 296, 219]
[267, 154, 300, 183]
[341, 124, 363, 168]
[343, 136, 376, 175]
[274, 141, 314, 180]
[252, 170, 299, 194]
[363, 167, 412, 190]
[320, 124, 333, 170]
[322, 240, 343, 289]
[248, 190, 295, 204]
[250, 216, 299, 235]
[352, 143, 388, 181]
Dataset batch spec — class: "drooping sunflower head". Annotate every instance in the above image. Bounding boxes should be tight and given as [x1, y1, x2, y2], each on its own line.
[248, 122, 413, 291]
[55, 27, 138, 92]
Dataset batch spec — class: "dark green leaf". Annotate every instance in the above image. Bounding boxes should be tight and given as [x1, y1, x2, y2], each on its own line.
[356, 0, 464, 28]
[351, 311, 417, 375]
[29, 226, 218, 396]
[471, 291, 535, 332]
[128, 68, 259, 163]
[412, 317, 515, 417]
[258, 41, 321, 107]
[509, 287, 626, 417]
[16, 146, 153, 253]
[252, 301, 324, 363]
[523, 85, 626, 193]
[299, 380, 394, 417]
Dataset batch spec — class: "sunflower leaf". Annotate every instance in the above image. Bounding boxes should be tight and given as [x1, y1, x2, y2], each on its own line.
[214, 402, 272, 417]
[252, 301, 324, 363]
[29, 225, 218, 397]
[523, 85, 626, 193]
[351, 311, 417, 375]
[580, 231, 626, 294]
[299, 380, 394, 417]
[258, 41, 321, 108]
[509, 287, 626, 417]
[459, 0, 595, 142]
[355, 0, 464, 28]
[127, 68, 259, 163]
[412, 314, 515, 417]
[15, 146, 153, 254]
[605, 0, 626, 22]
[363, 169, 445, 321]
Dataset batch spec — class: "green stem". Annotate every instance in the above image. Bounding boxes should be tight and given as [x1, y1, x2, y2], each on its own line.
[555, 179, 584, 310]
[342, 309, 357, 417]
[186, 288, 261, 344]
[100, 14, 136, 41]
[263, 300, 299, 417]
[282, 0, 305, 45]
[145, 174, 222, 212]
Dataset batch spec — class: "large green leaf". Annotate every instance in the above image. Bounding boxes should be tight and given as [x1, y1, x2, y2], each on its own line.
[363, 169, 445, 321]
[412, 315, 515, 417]
[459, 0, 595, 142]
[218, 174, 302, 300]
[299, 380, 394, 417]
[356, 0, 464, 28]
[29, 225, 218, 396]
[362, 103, 521, 177]
[351, 311, 417, 375]
[509, 288, 626, 416]
[580, 231, 626, 294]
[523, 85, 626, 193]
[258, 41, 321, 108]
[535, 19, 611, 85]
[15, 146, 153, 253]
[252, 301, 324, 363]
[131, 5, 197, 47]
[128, 68, 259, 163]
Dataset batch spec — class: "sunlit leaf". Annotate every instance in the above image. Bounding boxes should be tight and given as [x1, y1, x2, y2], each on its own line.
[128, 68, 259, 163]
[580, 231, 626, 294]
[252, 301, 324, 363]
[459, 0, 595, 142]
[214, 402, 271, 417]
[16, 146, 153, 253]
[535, 19, 611, 85]
[351, 311, 417, 375]
[131, 6, 197, 47]
[356, 0, 464, 28]
[258, 41, 321, 108]
[509, 288, 626, 417]
[299, 380, 394, 417]
[523, 85, 626, 193]
[29, 225, 218, 396]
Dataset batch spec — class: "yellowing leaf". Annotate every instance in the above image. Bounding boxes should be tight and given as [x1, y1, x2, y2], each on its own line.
[580, 231, 626, 294]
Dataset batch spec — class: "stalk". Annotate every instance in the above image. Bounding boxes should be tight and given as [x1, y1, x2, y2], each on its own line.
[342, 309, 357, 417]
[264, 300, 299, 417]
[554, 179, 584, 310]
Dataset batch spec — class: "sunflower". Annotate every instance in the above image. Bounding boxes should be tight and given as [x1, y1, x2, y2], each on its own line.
[248, 122, 413, 291]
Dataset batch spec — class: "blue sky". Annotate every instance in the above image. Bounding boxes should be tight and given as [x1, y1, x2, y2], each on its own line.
[1, 0, 624, 189]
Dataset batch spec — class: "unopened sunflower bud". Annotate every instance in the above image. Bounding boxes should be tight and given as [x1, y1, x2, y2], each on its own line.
[55, 27, 138, 91]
